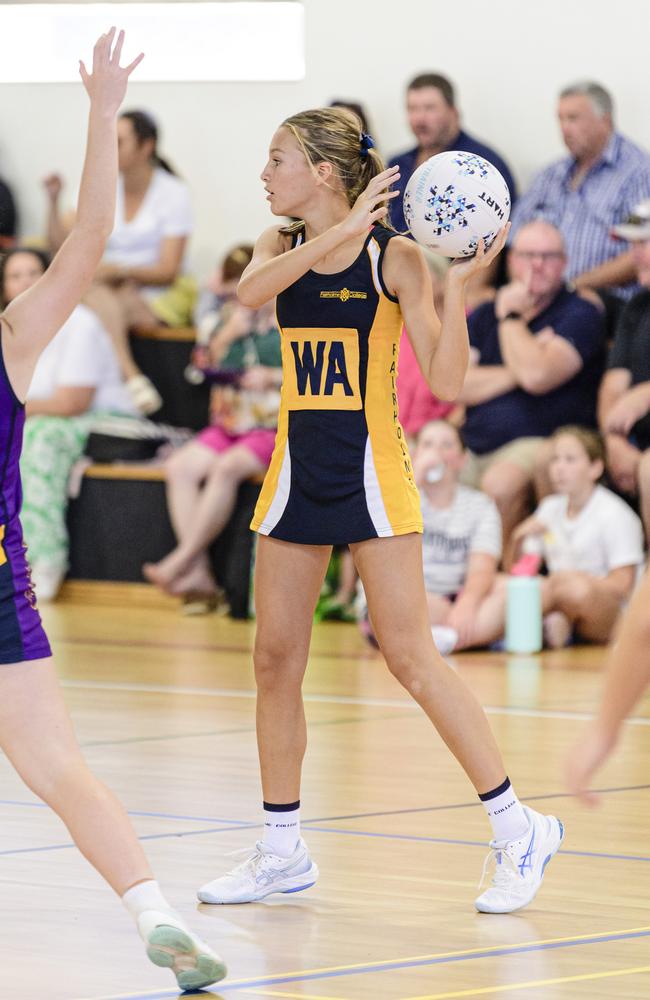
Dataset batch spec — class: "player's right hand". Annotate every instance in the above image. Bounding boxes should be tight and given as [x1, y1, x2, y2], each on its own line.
[338, 166, 401, 240]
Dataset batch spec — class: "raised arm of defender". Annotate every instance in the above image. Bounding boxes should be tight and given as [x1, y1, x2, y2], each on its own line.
[1, 29, 143, 399]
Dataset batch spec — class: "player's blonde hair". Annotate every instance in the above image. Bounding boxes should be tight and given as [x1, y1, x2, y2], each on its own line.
[281, 107, 392, 226]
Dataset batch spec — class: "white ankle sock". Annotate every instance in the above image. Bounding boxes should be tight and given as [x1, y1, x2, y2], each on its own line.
[479, 778, 529, 843]
[262, 801, 300, 857]
[122, 880, 178, 924]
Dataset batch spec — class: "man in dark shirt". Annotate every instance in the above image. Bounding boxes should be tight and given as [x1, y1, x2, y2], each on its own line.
[456, 220, 605, 541]
[599, 199, 650, 536]
[388, 72, 517, 235]
[388, 72, 516, 307]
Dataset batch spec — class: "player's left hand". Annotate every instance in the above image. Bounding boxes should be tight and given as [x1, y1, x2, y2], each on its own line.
[565, 723, 618, 806]
[448, 223, 510, 283]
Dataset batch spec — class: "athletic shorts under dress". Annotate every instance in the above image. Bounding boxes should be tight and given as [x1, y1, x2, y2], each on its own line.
[251, 224, 423, 545]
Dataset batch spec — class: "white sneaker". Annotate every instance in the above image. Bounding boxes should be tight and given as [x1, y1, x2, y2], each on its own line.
[475, 806, 564, 913]
[198, 838, 318, 904]
[137, 910, 226, 990]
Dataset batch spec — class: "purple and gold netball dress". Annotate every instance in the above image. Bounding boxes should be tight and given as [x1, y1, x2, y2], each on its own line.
[0, 321, 51, 664]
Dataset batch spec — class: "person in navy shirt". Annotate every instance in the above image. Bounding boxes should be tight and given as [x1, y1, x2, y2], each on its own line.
[455, 220, 605, 543]
[389, 73, 516, 307]
[388, 72, 517, 235]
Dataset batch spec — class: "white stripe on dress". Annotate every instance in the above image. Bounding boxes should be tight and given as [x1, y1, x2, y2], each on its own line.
[366, 238, 383, 296]
[363, 435, 392, 537]
[257, 441, 292, 535]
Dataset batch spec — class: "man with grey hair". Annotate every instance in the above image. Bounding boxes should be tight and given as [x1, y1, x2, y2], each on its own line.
[510, 81, 650, 308]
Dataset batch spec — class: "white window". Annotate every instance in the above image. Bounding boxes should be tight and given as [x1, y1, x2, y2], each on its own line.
[0, 2, 305, 82]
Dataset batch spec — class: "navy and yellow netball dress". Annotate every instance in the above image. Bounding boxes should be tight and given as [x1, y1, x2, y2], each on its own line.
[251, 225, 423, 545]
[0, 320, 51, 664]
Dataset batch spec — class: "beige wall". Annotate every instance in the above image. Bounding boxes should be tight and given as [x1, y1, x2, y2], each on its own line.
[1, 0, 648, 279]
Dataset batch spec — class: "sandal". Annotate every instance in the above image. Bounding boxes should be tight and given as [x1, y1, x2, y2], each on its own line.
[127, 374, 163, 416]
[180, 588, 229, 616]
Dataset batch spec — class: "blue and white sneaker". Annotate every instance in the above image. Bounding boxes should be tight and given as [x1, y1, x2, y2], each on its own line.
[137, 910, 227, 990]
[475, 805, 564, 913]
[197, 838, 318, 904]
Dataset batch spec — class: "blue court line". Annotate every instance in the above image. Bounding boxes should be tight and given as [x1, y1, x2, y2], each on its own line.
[304, 783, 650, 824]
[75, 927, 650, 999]
[2, 779, 647, 828]
[301, 824, 650, 864]
[0, 800, 252, 825]
[3, 818, 648, 864]
[0, 823, 258, 857]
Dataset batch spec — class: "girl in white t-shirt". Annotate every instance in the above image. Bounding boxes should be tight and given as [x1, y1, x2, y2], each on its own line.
[1, 248, 137, 601]
[513, 426, 644, 647]
[45, 110, 193, 414]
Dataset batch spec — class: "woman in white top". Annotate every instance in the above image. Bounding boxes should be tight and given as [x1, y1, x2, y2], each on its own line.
[45, 110, 193, 414]
[513, 426, 644, 647]
[0, 247, 137, 600]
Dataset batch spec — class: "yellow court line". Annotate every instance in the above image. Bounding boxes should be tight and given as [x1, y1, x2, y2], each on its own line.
[80, 926, 650, 999]
[247, 992, 351, 1000]
[404, 964, 650, 1000]
[221, 926, 650, 983]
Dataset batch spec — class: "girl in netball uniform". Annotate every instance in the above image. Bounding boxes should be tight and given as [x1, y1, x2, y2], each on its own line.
[198, 109, 564, 914]
[0, 31, 224, 990]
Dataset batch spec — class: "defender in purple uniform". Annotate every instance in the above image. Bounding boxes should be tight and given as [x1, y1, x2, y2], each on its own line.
[0, 327, 51, 663]
[0, 30, 225, 991]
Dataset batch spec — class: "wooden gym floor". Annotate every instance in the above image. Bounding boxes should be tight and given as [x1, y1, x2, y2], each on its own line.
[1, 582, 648, 1000]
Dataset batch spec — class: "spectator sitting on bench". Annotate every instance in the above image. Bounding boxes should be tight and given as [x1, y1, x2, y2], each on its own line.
[143, 298, 282, 611]
[191, 243, 254, 375]
[0, 248, 138, 601]
[44, 110, 193, 416]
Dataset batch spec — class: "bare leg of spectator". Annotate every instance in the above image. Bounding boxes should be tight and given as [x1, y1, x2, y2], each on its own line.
[333, 549, 358, 605]
[480, 460, 533, 552]
[84, 283, 162, 414]
[541, 572, 623, 645]
[533, 438, 554, 501]
[84, 283, 141, 380]
[146, 441, 218, 593]
[144, 445, 264, 591]
[454, 575, 509, 649]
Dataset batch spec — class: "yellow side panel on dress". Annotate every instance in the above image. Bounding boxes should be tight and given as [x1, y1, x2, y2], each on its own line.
[364, 296, 423, 534]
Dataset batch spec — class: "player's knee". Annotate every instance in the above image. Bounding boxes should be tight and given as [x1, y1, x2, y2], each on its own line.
[19, 751, 86, 807]
[254, 637, 304, 689]
[383, 644, 424, 692]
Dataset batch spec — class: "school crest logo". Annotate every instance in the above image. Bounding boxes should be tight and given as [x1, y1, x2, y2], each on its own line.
[320, 288, 367, 302]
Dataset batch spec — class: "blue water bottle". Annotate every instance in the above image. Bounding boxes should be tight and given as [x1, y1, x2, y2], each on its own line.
[505, 576, 542, 653]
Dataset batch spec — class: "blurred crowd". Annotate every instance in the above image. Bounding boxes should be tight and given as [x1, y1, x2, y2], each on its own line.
[3, 71, 650, 655]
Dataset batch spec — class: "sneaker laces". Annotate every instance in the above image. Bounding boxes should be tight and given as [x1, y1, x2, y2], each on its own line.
[224, 841, 284, 876]
[478, 846, 521, 890]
